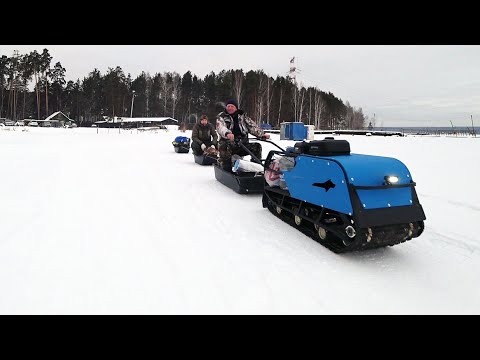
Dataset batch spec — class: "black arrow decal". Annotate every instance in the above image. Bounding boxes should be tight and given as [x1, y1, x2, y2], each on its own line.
[313, 179, 336, 192]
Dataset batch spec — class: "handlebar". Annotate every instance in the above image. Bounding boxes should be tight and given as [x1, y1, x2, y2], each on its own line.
[225, 135, 285, 165]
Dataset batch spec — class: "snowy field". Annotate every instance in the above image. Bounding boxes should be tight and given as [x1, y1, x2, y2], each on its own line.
[1, 126, 479, 314]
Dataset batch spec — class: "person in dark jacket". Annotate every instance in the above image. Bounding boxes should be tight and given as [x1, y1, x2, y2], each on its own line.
[216, 99, 270, 171]
[191, 115, 218, 156]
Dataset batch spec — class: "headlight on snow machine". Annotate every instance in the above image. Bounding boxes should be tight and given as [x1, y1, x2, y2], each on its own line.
[384, 175, 399, 185]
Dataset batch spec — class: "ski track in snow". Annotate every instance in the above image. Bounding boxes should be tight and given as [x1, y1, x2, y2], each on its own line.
[419, 193, 480, 213]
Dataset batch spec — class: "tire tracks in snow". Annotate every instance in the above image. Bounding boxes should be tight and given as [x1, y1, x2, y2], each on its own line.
[419, 193, 480, 212]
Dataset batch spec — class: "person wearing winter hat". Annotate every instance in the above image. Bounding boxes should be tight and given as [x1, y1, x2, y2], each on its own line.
[191, 115, 218, 156]
[215, 98, 270, 172]
[225, 99, 239, 109]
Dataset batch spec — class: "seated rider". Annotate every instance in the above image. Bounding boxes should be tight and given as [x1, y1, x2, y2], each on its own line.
[191, 115, 218, 156]
[216, 99, 270, 171]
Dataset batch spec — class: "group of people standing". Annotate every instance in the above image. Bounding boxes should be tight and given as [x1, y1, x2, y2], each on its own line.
[191, 99, 270, 171]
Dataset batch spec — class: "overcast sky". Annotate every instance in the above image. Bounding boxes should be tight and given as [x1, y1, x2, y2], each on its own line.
[2, 45, 479, 127]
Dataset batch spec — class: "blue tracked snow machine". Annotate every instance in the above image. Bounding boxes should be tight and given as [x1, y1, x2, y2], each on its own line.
[262, 137, 426, 253]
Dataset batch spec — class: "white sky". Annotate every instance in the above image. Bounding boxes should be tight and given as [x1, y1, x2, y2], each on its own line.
[1, 45, 480, 127]
[1, 127, 479, 314]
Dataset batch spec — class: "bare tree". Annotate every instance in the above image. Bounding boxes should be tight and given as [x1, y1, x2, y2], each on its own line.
[145, 72, 152, 117]
[344, 101, 354, 129]
[170, 72, 181, 118]
[233, 70, 244, 108]
[352, 107, 365, 129]
[291, 81, 305, 122]
[277, 86, 284, 126]
[297, 85, 305, 122]
[20, 54, 34, 120]
[292, 82, 298, 121]
[313, 89, 325, 129]
[6, 71, 13, 120]
[0, 55, 9, 118]
[308, 88, 312, 125]
[40, 49, 52, 117]
[254, 73, 266, 124]
[266, 76, 274, 125]
[6, 52, 20, 120]
[159, 72, 171, 116]
[28, 51, 42, 119]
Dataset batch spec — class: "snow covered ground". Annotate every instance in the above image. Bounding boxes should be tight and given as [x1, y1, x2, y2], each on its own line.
[1, 126, 479, 314]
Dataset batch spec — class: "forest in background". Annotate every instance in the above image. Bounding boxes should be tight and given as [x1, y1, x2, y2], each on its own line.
[0, 48, 367, 129]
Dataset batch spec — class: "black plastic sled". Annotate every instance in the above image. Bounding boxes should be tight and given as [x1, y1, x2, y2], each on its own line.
[194, 154, 217, 165]
[174, 145, 190, 153]
[213, 137, 285, 194]
[213, 164, 265, 194]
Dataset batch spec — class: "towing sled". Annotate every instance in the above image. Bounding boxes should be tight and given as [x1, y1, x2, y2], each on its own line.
[172, 136, 191, 153]
[213, 163, 265, 194]
[194, 154, 217, 165]
[213, 137, 281, 194]
[194, 147, 219, 165]
[262, 137, 426, 253]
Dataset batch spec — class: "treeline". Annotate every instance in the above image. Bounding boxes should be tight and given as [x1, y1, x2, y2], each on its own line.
[0, 48, 367, 129]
